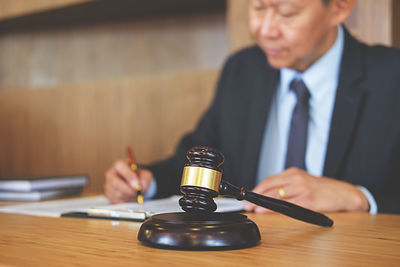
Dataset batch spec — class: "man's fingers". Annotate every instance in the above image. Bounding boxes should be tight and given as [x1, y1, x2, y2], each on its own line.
[262, 183, 305, 200]
[254, 205, 274, 214]
[243, 201, 257, 211]
[110, 174, 136, 197]
[113, 159, 140, 188]
[104, 159, 157, 204]
[105, 168, 136, 203]
[245, 202, 274, 213]
[104, 184, 121, 204]
[253, 168, 308, 196]
[252, 171, 296, 194]
[246, 187, 301, 213]
[244, 199, 274, 213]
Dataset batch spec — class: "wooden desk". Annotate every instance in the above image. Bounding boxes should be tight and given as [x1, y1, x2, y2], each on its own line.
[1, 212, 399, 266]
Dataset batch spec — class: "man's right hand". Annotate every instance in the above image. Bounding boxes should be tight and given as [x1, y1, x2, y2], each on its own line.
[104, 159, 154, 204]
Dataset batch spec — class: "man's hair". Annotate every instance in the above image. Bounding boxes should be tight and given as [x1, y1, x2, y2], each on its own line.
[321, 0, 331, 5]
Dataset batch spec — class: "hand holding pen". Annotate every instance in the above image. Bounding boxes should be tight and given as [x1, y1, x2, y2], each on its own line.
[104, 148, 154, 204]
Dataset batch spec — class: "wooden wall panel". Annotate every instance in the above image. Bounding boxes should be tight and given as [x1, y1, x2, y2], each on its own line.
[393, 0, 400, 48]
[0, 1, 228, 195]
[345, 0, 392, 46]
[0, 13, 228, 89]
[0, 0, 91, 20]
[0, 70, 218, 192]
[227, 0, 252, 53]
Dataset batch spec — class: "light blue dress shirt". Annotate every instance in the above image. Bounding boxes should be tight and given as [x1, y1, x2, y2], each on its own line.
[256, 26, 377, 213]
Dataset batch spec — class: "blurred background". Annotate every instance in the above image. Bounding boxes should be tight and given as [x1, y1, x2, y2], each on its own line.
[0, 0, 399, 193]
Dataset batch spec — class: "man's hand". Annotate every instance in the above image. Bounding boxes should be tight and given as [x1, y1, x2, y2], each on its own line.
[244, 167, 370, 213]
[104, 159, 154, 204]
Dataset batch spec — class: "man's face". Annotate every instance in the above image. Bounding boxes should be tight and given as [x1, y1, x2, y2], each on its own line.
[249, 0, 343, 72]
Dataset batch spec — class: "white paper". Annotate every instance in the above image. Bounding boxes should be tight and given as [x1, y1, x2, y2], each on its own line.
[94, 195, 244, 214]
[0, 195, 244, 218]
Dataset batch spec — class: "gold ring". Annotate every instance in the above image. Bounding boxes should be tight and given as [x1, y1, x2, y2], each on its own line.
[278, 188, 285, 199]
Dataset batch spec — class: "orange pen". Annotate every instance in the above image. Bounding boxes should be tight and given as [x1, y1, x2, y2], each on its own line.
[126, 146, 144, 204]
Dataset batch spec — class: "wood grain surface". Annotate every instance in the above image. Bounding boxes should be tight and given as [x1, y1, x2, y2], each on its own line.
[0, 0, 91, 20]
[0, 12, 227, 89]
[0, 211, 399, 266]
[0, 70, 218, 193]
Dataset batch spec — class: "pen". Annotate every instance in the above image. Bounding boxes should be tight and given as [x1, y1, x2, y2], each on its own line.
[126, 146, 144, 204]
[87, 208, 153, 221]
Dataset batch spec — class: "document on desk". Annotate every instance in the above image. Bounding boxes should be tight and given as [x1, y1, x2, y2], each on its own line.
[0, 195, 244, 221]
[84, 196, 244, 221]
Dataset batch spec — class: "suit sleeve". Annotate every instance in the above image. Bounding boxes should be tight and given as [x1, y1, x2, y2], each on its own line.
[145, 55, 235, 198]
[370, 139, 400, 214]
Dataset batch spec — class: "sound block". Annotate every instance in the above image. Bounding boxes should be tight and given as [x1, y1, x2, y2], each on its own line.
[137, 212, 261, 250]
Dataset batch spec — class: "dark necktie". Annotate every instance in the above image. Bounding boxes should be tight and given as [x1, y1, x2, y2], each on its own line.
[284, 78, 310, 171]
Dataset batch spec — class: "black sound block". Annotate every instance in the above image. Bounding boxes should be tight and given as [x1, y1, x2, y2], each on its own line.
[137, 212, 261, 250]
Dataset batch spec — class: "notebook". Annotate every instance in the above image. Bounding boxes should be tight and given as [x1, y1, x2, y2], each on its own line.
[0, 188, 83, 201]
[0, 175, 88, 192]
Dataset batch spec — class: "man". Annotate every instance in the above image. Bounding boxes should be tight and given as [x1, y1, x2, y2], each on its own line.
[104, 0, 400, 214]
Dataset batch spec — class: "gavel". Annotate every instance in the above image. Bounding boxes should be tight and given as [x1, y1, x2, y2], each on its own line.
[179, 146, 333, 227]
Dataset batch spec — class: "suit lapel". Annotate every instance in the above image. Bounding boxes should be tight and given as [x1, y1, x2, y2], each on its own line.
[323, 29, 367, 178]
[240, 64, 279, 189]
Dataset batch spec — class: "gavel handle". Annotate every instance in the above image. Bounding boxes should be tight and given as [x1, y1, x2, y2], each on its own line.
[219, 180, 333, 227]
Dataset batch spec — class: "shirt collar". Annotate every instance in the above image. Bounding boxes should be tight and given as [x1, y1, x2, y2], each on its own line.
[280, 25, 344, 98]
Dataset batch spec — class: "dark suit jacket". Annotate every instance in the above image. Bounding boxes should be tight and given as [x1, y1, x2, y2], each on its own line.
[148, 29, 400, 214]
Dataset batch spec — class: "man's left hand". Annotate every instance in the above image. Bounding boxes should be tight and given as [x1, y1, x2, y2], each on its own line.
[243, 167, 370, 213]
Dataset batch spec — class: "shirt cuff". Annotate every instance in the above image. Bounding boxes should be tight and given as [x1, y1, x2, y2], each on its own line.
[357, 185, 378, 214]
[144, 178, 157, 200]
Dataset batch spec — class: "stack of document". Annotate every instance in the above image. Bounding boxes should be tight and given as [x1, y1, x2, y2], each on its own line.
[0, 175, 88, 201]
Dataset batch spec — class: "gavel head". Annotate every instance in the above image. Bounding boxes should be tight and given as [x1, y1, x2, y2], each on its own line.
[179, 146, 224, 214]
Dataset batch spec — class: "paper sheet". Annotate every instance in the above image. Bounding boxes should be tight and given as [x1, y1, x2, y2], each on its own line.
[0, 195, 109, 217]
[94, 195, 244, 214]
[0, 195, 244, 218]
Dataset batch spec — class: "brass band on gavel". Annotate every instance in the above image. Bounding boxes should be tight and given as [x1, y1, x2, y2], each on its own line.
[181, 166, 222, 192]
